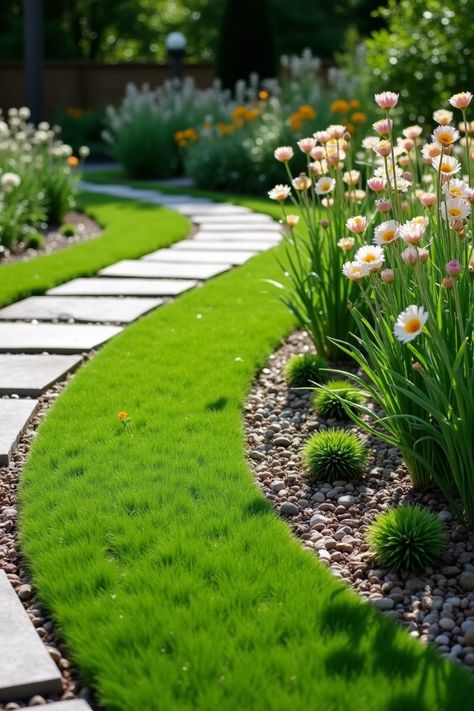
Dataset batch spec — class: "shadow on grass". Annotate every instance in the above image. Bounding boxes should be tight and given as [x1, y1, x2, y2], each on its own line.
[320, 588, 468, 710]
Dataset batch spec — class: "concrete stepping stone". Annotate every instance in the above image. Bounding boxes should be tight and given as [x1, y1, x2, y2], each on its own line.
[194, 229, 282, 240]
[0, 323, 122, 354]
[190, 214, 275, 224]
[142, 248, 256, 266]
[41, 702, 93, 711]
[0, 296, 161, 324]
[0, 399, 38, 465]
[175, 205, 252, 217]
[0, 355, 82, 396]
[172, 239, 279, 252]
[48, 278, 196, 297]
[99, 260, 229, 281]
[0, 571, 62, 700]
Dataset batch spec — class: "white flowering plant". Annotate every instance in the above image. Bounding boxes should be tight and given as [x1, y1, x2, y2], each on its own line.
[327, 91, 474, 525]
[0, 107, 87, 249]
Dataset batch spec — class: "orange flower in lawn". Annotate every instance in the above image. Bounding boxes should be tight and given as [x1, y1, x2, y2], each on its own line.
[351, 111, 367, 124]
[67, 156, 79, 167]
[118, 411, 128, 422]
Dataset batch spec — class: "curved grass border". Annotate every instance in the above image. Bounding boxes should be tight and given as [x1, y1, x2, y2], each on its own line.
[19, 195, 474, 710]
[0, 192, 189, 308]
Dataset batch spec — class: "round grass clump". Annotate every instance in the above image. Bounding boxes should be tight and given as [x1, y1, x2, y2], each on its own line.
[367, 504, 446, 573]
[313, 379, 365, 420]
[60, 223, 77, 237]
[303, 428, 367, 483]
[25, 232, 44, 250]
[284, 353, 329, 387]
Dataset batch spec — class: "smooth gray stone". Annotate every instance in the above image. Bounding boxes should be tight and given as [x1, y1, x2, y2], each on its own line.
[48, 278, 196, 297]
[142, 248, 255, 266]
[0, 296, 161, 324]
[0, 571, 62, 700]
[0, 354, 82, 396]
[0, 323, 122, 354]
[194, 230, 282, 240]
[175, 205, 252, 216]
[99, 260, 229, 280]
[190, 214, 275, 224]
[172, 239, 278, 252]
[41, 702, 93, 711]
[0, 399, 38, 465]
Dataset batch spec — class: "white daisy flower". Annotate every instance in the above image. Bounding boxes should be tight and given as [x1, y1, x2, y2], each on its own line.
[394, 305, 429, 344]
[354, 245, 385, 270]
[315, 176, 336, 195]
[432, 155, 462, 176]
[440, 197, 471, 221]
[268, 184, 291, 202]
[342, 261, 371, 280]
[373, 220, 399, 245]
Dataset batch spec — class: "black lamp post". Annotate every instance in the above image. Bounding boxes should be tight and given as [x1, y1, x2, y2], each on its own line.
[23, 0, 44, 124]
[166, 32, 187, 82]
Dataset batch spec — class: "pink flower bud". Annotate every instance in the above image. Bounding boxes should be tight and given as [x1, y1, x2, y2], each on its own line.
[446, 259, 461, 276]
[401, 200, 410, 212]
[310, 146, 325, 161]
[374, 91, 399, 110]
[297, 137, 316, 154]
[401, 246, 418, 265]
[398, 154, 410, 167]
[373, 140, 392, 157]
[403, 138, 415, 150]
[381, 268, 394, 283]
[320, 219, 330, 229]
[402, 171, 412, 181]
[372, 118, 393, 136]
[418, 248, 429, 263]
[412, 361, 423, 372]
[419, 192, 437, 207]
[274, 146, 294, 162]
[442, 277, 454, 289]
[367, 176, 386, 193]
[376, 197, 392, 214]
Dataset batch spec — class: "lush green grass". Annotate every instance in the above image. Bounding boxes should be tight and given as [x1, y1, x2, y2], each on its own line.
[19, 192, 474, 710]
[0, 192, 189, 308]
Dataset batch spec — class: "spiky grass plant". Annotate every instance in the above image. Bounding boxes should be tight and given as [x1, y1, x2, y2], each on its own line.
[303, 428, 367, 482]
[313, 379, 365, 419]
[284, 352, 329, 387]
[367, 505, 446, 573]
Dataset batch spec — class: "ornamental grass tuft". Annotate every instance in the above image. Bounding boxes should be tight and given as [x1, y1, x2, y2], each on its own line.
[313, 379, 365, 419]
[367, 504, 446, 573]
[303, 428, 367, 482]
[284, 352, 329, 387]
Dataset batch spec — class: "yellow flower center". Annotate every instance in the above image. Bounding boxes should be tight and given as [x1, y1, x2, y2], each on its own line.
[383, 230, 395, 241]
[441, 162, 454, 173]
[362, 253, 377, 263]
[405, 318, 421, 334]
[448, 207, 461, 217]
[437, 132, 453, 145]
[450, 188, 462, 197]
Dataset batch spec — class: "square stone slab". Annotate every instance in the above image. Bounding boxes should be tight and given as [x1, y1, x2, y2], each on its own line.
[99, 260, 229, 281]
[0, 296, 161, 324]
[172, 239, 278, 252]
[0, 323, 122, 354]
[48, 278, 196, 297]
[0, 571, 62, 700]
[42, 703, 93, 711]
[194, 230, 282, 241]
[0, 399, 38, 465]
[0, 355, 82, 396]
[142, 248, 255, 266]
[175, 205, 252, 217]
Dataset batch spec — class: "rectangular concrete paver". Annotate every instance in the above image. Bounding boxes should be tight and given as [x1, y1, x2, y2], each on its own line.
[41, 702, 93, 711]
[0, 296, 161, 324]
[48, 278, 196, 297]
[0, 323, 122, 354]
[172, 239, 279, 252]
[99, 260, 229, 280]
[0, 355, 82, 396]
[194, 230, 282, 241]
[175, 205, 252, 216]
[190, 214, 275, 224]
[0, 399, 38, 465]
[0, 571, 62, 700]
[142, 248, 256, 266]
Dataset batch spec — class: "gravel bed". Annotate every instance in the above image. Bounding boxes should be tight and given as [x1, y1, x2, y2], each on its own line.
[0, 212, 101, 266]
[0, 357, 96, 709]
[244, 330, 474, 671]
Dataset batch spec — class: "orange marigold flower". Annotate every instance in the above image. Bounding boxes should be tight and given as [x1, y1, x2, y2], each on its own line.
[218, 123, 234, 135]
[349, 99, 361, 109]
[117, 411, 128, 422]
[351, 111, 367, 124]
[232, 106, 250, 120]
[330, 99, 350, 113]
[298, 104, 316, 119]
[259, 90, 269, 100]
[67, 156, 79, 167]
[289, 114, 302, 132]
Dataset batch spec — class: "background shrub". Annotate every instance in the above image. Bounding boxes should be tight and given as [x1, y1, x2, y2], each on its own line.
[303, 428, 367, 483]
[367, 505, 446, 573]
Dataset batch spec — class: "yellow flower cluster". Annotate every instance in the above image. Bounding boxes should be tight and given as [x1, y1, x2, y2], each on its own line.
[174, 128, 198, 148]
[289, 104, 317, 132]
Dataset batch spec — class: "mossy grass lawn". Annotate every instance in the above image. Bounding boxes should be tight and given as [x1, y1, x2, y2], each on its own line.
[19, 189, 474, 709]
[0, 192, 190, 308]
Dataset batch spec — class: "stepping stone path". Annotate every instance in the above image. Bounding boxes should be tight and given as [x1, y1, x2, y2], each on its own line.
[0, 180, 283, 705]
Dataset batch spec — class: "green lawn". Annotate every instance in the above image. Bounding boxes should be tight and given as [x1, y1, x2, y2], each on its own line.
[18, 188, 474, 710]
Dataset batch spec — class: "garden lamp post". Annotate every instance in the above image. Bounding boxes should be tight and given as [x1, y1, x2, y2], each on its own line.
[23, 0, 44, 124]
[166, 32, 187, 82]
